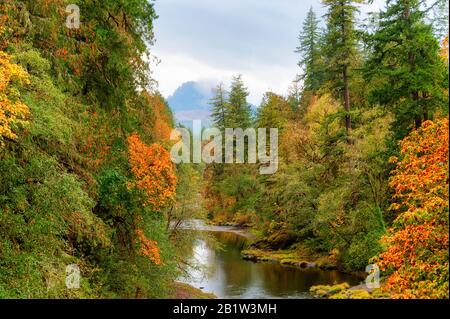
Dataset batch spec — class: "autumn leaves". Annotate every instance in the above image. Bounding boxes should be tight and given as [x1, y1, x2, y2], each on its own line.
[0, 51, 30, 145]
[127, 133, 177, 210]
[127, 133, 177, 265]
[377, 118, 449, 298]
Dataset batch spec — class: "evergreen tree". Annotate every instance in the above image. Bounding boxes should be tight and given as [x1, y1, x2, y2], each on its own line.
[287, 77, 303, 111]
[296, 7, 323, 93]
[227, 75, 252, 128]
[323, 0, 362, 137]
[209, 83, 229, 131]
[365, 0, 447, 138]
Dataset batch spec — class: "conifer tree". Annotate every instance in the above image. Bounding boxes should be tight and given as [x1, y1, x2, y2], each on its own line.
[227, 75, 252, 128]
[296, 7, 323, 93]
[365, 0, 447, 138]
[323, 0, 362, 137]
[209, 83, 228, 131]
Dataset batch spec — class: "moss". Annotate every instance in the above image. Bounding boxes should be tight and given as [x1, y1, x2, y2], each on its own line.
[241, 245, 324, 269]
[315, 257, 337, 270]
[330, 289, 372, 299]
[310, 283, 388, 299]
[371, 288, 391, 299]
[310, 283, 350, 298]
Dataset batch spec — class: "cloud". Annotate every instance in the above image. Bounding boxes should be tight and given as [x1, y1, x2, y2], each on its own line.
[150, 0, 392, 105]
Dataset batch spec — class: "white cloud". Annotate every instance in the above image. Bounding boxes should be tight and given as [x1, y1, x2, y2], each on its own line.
[150, 0, 412, 106]
[152, 49, 298, 105]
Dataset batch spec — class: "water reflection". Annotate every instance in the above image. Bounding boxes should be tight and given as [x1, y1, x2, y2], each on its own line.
[180, 231, 361, 299]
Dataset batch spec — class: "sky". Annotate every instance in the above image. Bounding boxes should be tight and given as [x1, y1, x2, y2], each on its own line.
[150, 0, 386, 105]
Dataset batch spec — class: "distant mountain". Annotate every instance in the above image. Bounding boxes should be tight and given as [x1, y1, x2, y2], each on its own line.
[166, 80, 258, 129]
[167, 81, 213, 127]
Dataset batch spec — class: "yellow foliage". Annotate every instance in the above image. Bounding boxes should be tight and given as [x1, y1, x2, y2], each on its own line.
[440, 34, 449, 63]
[0, 51, 30, 145]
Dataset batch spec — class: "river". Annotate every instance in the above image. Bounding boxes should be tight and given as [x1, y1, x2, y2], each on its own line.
[177, 221, 362, 299]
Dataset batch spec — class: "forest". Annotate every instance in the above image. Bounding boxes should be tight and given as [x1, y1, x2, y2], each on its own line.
[0, 0, 448, 299]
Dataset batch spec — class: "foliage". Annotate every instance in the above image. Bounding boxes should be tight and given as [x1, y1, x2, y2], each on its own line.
[0, 0, 180, 299]
[227, 74, 252, 128]
[210, 83, 229, 131]
[296, 7, 324, 93]
[364, 0, 448, 138]
[322, 0, 363, 136]
[376, 118, 449, 299]
[136, 229, 161, 265]
[127, 133, 177, 210]
[0, 51, 29, 145]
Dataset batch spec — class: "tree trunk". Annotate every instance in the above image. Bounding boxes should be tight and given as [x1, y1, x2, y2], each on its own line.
[423, 92, 429, 121]
[413, 91, 421, 128]
[343, 66, 351, 138]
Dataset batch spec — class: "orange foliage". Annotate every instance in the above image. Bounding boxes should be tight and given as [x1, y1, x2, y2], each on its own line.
[146, 93, 173, 141]
[127, 133, 177, 210]
[135, 229, 161, 265]
[378, 118, 449, 298]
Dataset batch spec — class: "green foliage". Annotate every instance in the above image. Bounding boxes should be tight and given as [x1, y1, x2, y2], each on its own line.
[364, 0, 448, 138]
[296, 7, 324, 92]
[0, 0, 179, 299]
[227, 75, 252, 128]
[256, 92, 292, 131]
[210, 83, 229, 131]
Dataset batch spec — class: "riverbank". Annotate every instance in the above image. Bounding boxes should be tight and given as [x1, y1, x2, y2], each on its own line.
[240, 246, 370, 281]
[309, 282, 391, 299]
[171, 282, 216, 299]
[207, 220, 352, 272]
[241, 247, 337, 270]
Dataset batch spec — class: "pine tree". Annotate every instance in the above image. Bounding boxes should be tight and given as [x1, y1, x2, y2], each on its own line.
[296, 7, 323, 93]
[227, 74, 252, 128]
[365, 0, 447, 138]
[209, 83, 228, 131]
[287, 77, 303, 111]
[323, 0, 362, 138]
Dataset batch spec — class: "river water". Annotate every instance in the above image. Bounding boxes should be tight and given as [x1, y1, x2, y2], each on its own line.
[178, 222, 362, 299]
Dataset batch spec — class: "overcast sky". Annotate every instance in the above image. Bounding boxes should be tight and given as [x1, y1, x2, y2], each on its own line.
[150, 0, 385, 105]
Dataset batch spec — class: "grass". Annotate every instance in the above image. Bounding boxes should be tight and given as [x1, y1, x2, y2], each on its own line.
[170, 282, 216, 299]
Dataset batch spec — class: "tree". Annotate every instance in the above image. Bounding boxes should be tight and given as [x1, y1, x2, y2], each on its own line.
[135, 229, 161, 265]
[127, 133, 177, 210]
[209, 83, 229, 131]
[257, 92, 292, 131]
[227, 75, 252, 128]
[0, 51, 30, 146]
[296, 7, 323, 93]
[145, 92, 174, 142]
[323, 0, 362, 137]
[365, 0, 447, 138]
[377, 118, 449, 299]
